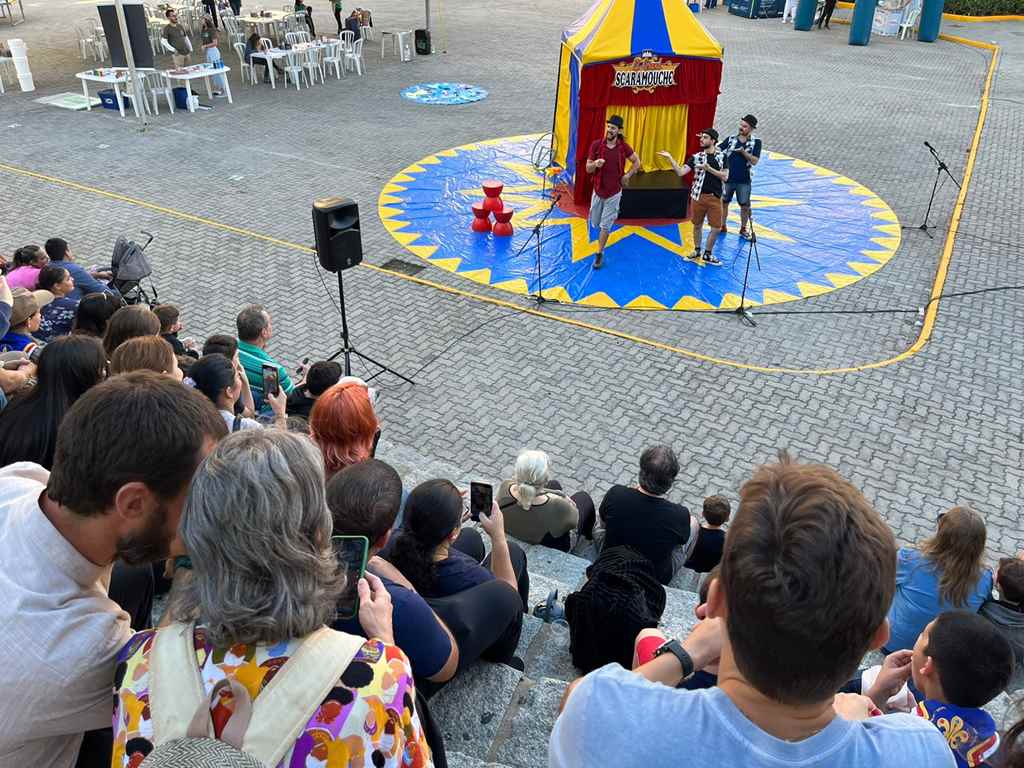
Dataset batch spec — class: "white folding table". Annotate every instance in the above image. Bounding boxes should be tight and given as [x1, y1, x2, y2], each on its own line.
[163, 64, 233, 112]
[76, 67, 152, 118]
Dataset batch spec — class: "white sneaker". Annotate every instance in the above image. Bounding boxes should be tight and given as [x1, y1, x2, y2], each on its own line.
[213, 91, 228, 98]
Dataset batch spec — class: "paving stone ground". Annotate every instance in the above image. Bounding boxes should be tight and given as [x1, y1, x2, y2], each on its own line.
[1, 3, 1022, 563]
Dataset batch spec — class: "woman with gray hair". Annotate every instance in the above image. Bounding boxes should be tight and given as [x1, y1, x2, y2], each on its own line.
[110, 430, 434, 767]
[496, 449, 595, 552]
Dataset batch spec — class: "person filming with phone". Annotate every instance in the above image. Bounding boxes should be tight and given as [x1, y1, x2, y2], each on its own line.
[112, 430, 435, 767]
[236, 304, 294, 411]
[380, 479, 530, 669]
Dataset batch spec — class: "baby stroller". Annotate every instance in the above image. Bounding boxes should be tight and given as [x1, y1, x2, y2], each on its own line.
[111, 231, 159, 307]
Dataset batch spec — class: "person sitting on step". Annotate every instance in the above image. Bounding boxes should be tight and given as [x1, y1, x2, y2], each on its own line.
[596, 445, 692, 585]
[497, 449, 595, 552]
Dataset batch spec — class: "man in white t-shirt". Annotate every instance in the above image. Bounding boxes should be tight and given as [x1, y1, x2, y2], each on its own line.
[550, 453, 955, 768]
[0, 372, 227, 768]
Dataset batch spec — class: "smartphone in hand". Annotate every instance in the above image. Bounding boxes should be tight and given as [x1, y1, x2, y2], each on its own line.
[332, 535, 369, 620]
[261, 363, 280, 398]
[470, 482, 492, 523]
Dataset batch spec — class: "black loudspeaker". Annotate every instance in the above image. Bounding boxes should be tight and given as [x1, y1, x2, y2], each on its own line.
[313, 197, 362, 272]
[415, 28, 432, 55]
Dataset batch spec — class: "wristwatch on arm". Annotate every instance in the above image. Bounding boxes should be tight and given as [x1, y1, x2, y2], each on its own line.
[653, 638, 695, 680]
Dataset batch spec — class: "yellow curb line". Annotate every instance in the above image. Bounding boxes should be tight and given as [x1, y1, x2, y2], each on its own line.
[0, 35, 998, 375]
[835, 2, 1022, 21]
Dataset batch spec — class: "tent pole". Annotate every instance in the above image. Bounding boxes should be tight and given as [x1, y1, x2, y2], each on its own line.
[549, 43, 565, 163]
[425, 0, 430, 30]
[113, 0, 148, 130]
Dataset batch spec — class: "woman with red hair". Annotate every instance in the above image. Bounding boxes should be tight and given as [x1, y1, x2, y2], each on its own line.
[309, 377, 380, 477]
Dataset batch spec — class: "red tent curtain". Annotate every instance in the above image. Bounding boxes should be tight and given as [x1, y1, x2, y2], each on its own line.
[573, 56, 721, 204]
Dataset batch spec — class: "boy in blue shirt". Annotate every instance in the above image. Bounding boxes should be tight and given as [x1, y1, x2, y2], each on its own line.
[867, 611, 1014, 768]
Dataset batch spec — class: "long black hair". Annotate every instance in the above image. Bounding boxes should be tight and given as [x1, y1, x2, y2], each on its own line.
[0, 335, 107, 469]
[385, 479, 463, 594]
[72, 293, 123, 338]
[188, 353, 236, 408]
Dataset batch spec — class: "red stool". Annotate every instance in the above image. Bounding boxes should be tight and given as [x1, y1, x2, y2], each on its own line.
[471, 202, 492, 233]
[482, 180, 504, 213]
[493, 206, 514, 237]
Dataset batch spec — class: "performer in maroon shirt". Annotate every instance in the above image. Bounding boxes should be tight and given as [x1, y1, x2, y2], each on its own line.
[585, 115, 641, 269]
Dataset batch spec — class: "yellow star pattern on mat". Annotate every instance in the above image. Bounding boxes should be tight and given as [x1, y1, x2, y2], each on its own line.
[459, 160, 804, 263]
[378, 134, 902, 311]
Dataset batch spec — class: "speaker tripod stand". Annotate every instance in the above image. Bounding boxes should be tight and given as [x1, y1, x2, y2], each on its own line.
[325, 269, 414, 384]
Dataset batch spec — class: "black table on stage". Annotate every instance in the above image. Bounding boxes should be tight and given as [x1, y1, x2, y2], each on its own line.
[618, 170, 689, 220]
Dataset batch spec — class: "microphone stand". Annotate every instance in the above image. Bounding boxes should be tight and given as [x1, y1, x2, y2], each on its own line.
[903, 142, 962, 239]
[733, 214, 761, 327]
[509, 192, 562, 305]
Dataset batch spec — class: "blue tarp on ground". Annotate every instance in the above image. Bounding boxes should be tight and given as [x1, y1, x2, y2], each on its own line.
[378, 133, 901, 310]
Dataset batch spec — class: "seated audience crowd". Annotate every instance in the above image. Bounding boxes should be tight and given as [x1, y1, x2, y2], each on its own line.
[0, 240, 1020, 768]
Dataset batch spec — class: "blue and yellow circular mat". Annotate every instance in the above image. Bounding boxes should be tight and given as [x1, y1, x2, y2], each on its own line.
[377, 134, 901, 310]
[400, 83, 489, 105]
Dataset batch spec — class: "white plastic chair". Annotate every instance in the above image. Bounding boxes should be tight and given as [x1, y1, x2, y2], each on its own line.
[0, 56, 15, 94]
[233, 41, 256, 84]
[340, 29, 355, 51]
[323, 40, 344, 79]
[359, 23, 373, 41]
[285, 30, 310, 44]
[344, 37, 363, 75]
[223, 14, 244, 46]
[284, 48, 308, 89]
[138, 70, 175, 115]
[76, 23, 102, 61]
[302, 46, 324, 84]
[899, 7, 919, 39]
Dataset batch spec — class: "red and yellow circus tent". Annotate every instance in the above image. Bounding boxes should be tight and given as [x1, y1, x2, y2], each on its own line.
[552, 0, 724, 204]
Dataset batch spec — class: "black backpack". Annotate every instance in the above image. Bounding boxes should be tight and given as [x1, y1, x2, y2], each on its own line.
[564, 546, 666, 672]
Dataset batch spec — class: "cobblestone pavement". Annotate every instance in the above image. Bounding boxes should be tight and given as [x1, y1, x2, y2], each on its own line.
[0, 2, 1022, 559]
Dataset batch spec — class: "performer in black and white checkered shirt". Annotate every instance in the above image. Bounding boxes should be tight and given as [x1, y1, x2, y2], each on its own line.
[659, 129, 729, 266]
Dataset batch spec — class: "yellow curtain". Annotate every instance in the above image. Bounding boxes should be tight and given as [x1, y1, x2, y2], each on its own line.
[606, 103, 689, 173]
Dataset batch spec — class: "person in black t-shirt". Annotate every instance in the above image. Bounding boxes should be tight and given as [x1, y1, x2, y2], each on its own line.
[659, 129, 728, 265]
[684, 494, 731, 573]
[285, 360, 343, 420]
[597, 445, 691, 585]
[153, 304, 198, 359]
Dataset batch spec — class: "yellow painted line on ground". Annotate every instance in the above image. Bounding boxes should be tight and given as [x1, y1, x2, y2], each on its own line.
[0, 36, 998, 375]
[944, 12, 1024, 21]
[939, 33, 1000, 50]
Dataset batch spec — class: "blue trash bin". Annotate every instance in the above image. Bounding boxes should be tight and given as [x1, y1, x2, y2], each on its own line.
[97, 88, 132, 111]
[173, 86, 189, 110]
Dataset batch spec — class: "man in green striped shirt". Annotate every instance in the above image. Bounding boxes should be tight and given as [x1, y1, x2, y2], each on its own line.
[235, 304, 295, 410]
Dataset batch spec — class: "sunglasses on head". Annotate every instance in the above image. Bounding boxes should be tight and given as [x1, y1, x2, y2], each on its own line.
[334, 376, 379, 408]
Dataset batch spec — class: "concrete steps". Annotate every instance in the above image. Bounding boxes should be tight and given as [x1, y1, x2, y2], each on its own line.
[431, 542, 706, 768]
[364, 446, 1024, 764]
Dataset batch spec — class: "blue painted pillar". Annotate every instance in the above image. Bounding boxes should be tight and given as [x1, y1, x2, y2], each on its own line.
[918, 0, 943, 41]
[848, 0, 875, 45]
[794, 0, 817, 29]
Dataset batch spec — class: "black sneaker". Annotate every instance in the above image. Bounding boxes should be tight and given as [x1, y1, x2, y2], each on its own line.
[702, 251, 722, 266]
[594, 252, 604, 269]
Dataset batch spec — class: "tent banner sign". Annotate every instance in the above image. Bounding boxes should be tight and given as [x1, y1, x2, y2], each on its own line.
[612, 53, 679, 94]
